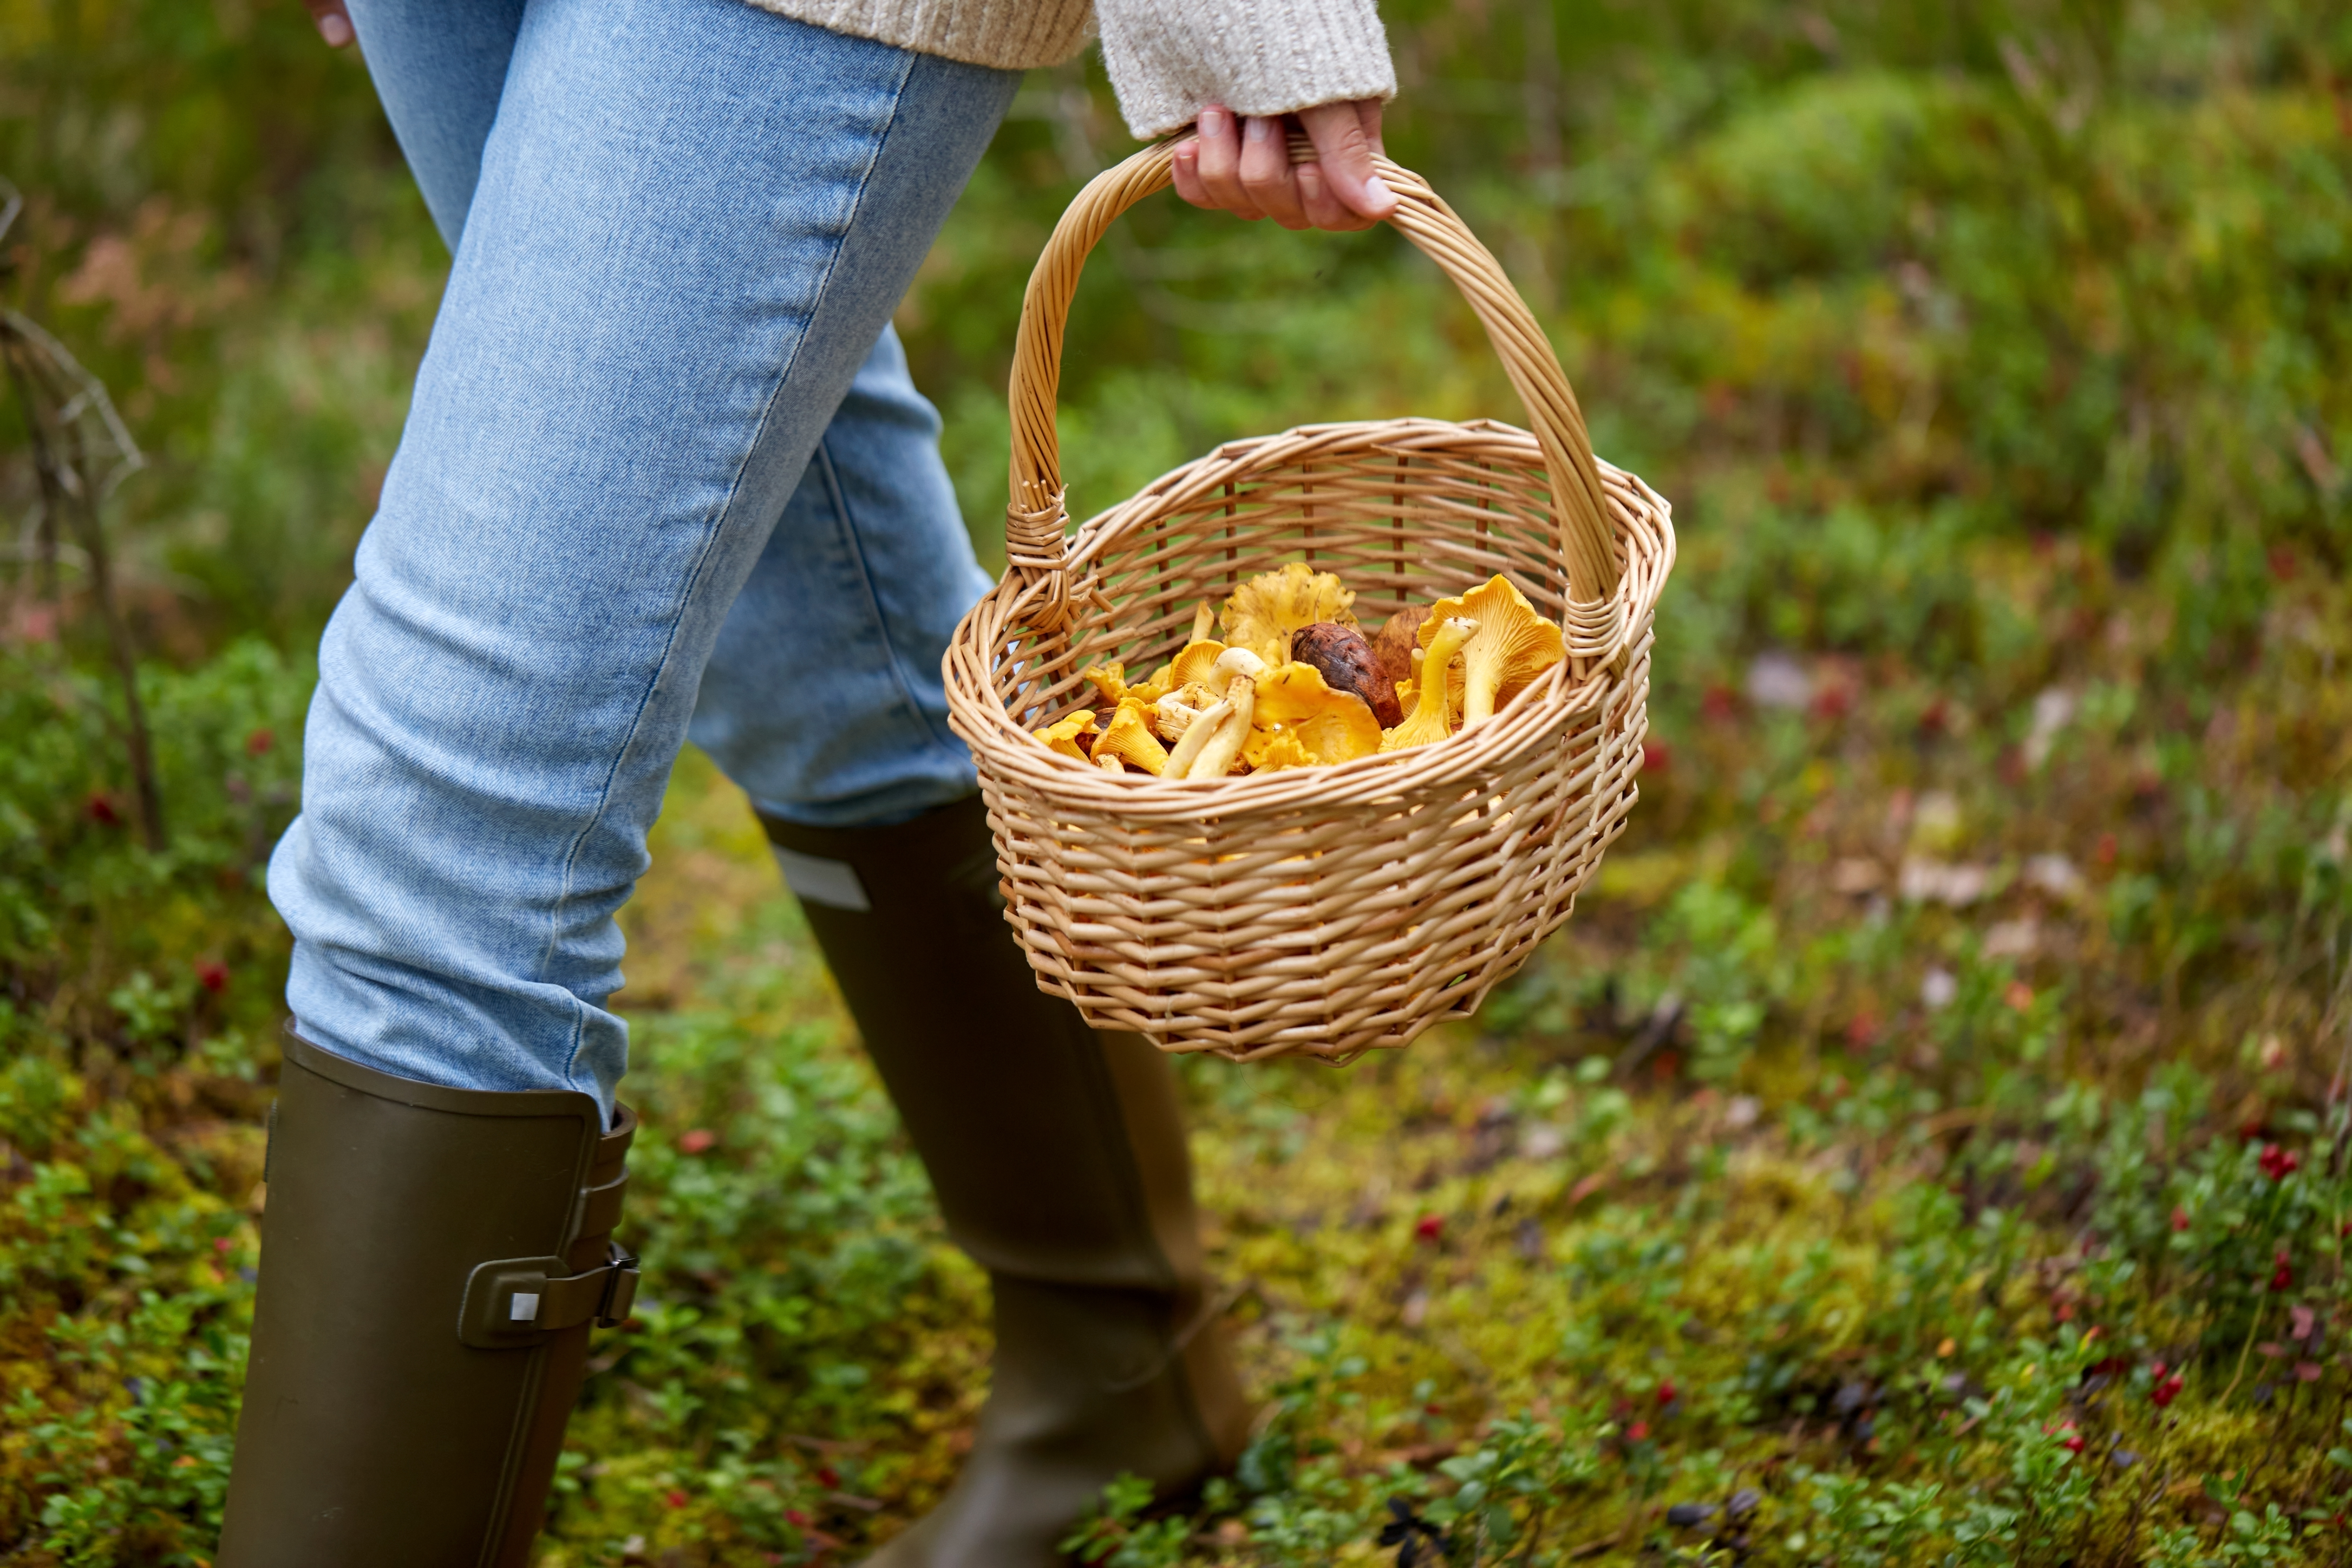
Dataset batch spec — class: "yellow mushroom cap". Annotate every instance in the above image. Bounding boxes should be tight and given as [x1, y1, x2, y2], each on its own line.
[1078, 662, 1128, 707]
[1168, 639, 1229, 689]
[1095, 698, 1170, 776]
[1418, 574, 1564, 727]
[1247, 663, 1382, 767]
[1220, 562, 1356, 664]
[1381, 618, 1478, 752]
[1245, 730, 1316, 773]
[1034, 709, 1097, 759]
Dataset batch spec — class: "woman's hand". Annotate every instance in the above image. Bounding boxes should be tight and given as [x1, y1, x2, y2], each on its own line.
[301, 0, 355, 46]
[1170, 99, 1395, 232]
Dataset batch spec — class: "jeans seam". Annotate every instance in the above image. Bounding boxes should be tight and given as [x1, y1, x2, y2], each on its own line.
[541, 46, 923, 1095]
[810, 435, 969, 755]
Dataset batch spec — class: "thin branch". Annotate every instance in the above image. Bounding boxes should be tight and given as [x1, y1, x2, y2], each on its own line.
[0, 303, 162, 851]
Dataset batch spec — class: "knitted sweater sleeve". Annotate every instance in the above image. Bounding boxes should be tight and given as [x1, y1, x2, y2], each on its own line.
[1095, 0, 1397, 140]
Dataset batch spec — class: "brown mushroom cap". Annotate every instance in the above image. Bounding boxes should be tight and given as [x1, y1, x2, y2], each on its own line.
[1370, 607, 1427, 699]
[1291, 622, 1403, 728]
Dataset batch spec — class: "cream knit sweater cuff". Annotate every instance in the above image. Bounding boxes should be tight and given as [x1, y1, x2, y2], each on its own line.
[1099, 0, 1396, 139]
[740, 0, 1396, 140]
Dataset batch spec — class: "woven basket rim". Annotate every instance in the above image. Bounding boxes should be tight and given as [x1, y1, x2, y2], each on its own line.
[945, 416, 1675, 822]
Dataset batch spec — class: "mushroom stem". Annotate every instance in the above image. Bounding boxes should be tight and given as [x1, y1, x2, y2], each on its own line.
[1162, 692, 1235, 779]
[1183, 675, 1257, 780]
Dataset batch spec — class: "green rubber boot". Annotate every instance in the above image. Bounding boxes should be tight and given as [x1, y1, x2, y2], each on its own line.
[217, 1032, 637, 1568]
[762, 795, 1253, 1567]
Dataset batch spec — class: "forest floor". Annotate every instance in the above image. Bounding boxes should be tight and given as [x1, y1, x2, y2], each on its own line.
[4, 4, 2350, 1562]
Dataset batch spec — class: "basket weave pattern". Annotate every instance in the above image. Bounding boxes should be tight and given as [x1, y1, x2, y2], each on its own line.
[944, 141, 1675, 1063]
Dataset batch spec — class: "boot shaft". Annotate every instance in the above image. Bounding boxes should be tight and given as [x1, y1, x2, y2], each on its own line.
[220, 1033, 635, 1568]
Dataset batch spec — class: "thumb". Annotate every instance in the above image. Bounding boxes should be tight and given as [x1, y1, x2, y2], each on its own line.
[1298, 99, 1395, 222]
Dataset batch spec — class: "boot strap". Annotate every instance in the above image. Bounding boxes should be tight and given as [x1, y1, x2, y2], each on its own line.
[457, 1243, 639, 1348]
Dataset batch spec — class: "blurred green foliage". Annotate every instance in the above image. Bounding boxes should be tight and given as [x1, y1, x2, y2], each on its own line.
[3, 0, 2352, 1562]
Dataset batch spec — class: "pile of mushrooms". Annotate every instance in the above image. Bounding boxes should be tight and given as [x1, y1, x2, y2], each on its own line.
[1037, 563, 1568, 779]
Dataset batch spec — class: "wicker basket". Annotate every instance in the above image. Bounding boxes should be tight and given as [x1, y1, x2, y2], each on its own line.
[943, 138, 1675, 1064]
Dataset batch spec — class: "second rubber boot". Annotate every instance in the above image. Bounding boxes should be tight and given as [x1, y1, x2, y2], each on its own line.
[762, 796, 1252, 1567]
[217, 1031, 638, 1568]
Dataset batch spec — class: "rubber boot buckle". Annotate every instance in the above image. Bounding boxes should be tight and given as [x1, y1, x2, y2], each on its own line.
[458, 1244, 639, 1348]
[595, 1244, 640, 1327]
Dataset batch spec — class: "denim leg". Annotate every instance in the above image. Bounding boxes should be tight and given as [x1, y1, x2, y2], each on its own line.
[267, 0, 1021, 1117]
[689, 323, 993, 827]
[341, 0, 527, 249]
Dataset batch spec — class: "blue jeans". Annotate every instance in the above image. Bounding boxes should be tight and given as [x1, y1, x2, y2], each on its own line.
[266, 0, 1017, 1118]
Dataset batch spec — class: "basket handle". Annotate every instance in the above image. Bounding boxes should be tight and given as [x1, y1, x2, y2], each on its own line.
[1004, 134, 1622, 637]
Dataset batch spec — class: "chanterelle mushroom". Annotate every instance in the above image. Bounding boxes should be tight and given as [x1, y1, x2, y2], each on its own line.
[1094, 698, 1170, 776]
[1246, 730, 1316, 773]
[1079, 662, 1128, 707]
[1381, 617, 1478, 752]
[1168, 639, 1228, 690]
[1221, 562, 1356, 664]
[1034, 709, 1098, 760]
[1246, 663, 1382, 768]
[1418, 575, 1564, 727]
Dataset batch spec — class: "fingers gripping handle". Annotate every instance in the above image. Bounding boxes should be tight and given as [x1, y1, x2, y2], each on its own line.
[1004, 135, 1623, 639]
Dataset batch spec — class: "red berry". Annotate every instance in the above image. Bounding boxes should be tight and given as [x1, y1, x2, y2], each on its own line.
[1641, 739, 1673, 775]
[246, 727, 276, 757]
[786, 1509, 812, 1528]
[666, 1489, 688, 1508]
[1626, 1421, 1649, 1442]
[85, 792, 121, 825]
[195, 959, 230, 993]
[2257, 1144, 2301, 1181]
[1657, 1379, 1677, 1406]
[2062, 1434, 2085, 1453]
[2170, 1206, 2190, 1232]
[1415, 1215, 1443, 1242]
[679, 1129, 717, 1154]
[816, 1466, 840, 1489]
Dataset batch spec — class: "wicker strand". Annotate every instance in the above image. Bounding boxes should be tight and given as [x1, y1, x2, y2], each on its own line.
[1005, 490, 1073, 629]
